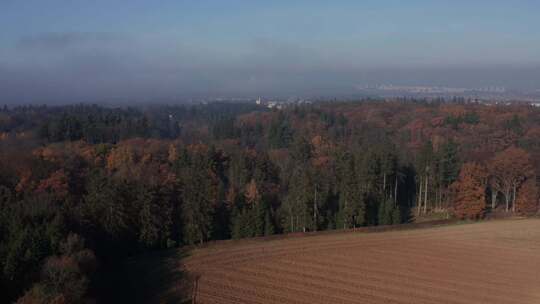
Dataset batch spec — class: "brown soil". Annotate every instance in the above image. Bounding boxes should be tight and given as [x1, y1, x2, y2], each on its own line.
[184, 219, 540, 304]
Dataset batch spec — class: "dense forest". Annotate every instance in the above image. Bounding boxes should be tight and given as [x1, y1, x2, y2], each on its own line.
[0, 100, 539, 303]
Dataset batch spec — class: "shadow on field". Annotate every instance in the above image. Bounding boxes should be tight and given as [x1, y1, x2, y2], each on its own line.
[95, 249, 194, 304]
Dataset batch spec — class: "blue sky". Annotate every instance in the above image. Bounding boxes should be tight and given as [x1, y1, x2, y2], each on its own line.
[1, 1, 539, 102]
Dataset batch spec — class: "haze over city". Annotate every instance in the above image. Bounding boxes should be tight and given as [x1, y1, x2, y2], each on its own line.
[1, 0, 540, 103]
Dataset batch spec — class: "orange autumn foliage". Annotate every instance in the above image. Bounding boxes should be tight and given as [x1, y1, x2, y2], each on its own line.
[451, 163, 488, 219]
[516, 178, 539, 215]
[36, 170, 69, 199]
[244, 179, 260, 205]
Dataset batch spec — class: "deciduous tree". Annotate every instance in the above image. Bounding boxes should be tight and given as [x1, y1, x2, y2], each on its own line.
[515, 178, 539, 215]
[488, 147, 533, 212]
[451, 163, 487, 219]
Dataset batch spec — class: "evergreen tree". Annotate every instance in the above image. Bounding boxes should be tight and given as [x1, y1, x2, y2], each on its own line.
[391, 204, 401, 224]
[378, 198, 389, 225]
[378, 143, 398, 198]
[268, 114, 293, 148]
[281, 169, 313, 233]
[290, 136, 313, 164]
[264, 209, 275, 236]
[82, 170, 130, 244]
[136, 187, 173, 248]
[378, 198, 400, 225]
[337, 155, 364, 229]
[179, 152, 217, 245]
[505, 114, 524, 135]
[439, 139, 460, 188]
[230, 198, 271, 239]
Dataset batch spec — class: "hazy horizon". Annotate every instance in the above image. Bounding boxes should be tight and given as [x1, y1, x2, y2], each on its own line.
[2, 1, 540, 103]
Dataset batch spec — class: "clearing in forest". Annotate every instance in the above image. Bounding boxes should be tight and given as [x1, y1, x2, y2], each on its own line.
[184, 219, 540, 304]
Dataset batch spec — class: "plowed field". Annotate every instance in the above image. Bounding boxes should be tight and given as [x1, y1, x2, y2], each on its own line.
[184, 219, 540, 304]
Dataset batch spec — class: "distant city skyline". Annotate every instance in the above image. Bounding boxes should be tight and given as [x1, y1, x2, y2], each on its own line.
[1, 1, 540, 103]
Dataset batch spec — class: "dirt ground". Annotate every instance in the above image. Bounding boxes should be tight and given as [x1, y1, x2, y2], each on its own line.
[183, 219, 540, 304]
